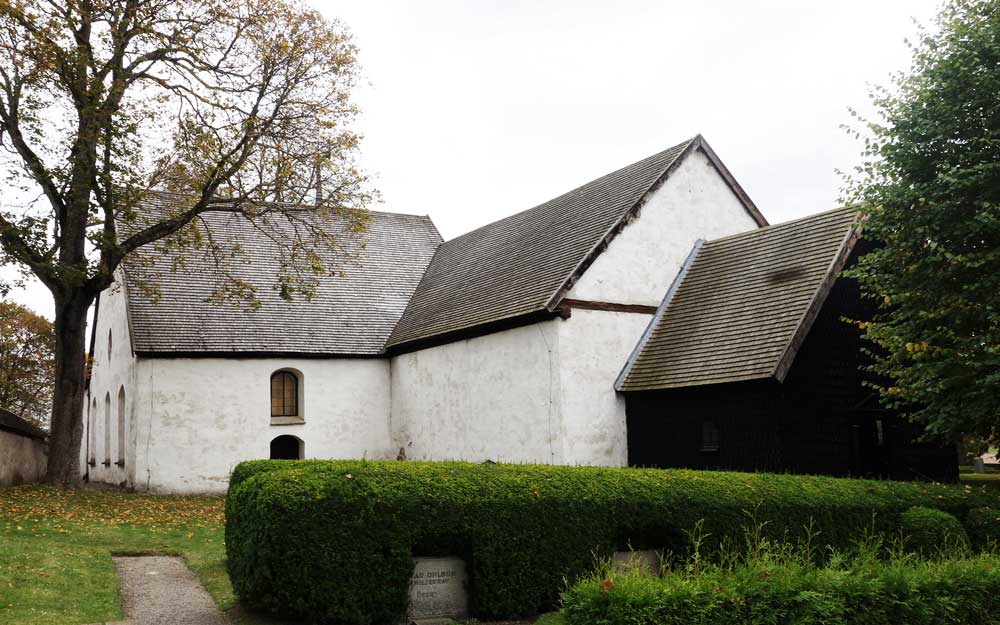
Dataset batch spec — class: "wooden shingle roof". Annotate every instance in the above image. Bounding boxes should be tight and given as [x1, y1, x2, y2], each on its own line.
[119, 136, 766, 357]
[616, 207, 861, 391]
[123, 193, 442, 356]
[386, 136, 766, 351]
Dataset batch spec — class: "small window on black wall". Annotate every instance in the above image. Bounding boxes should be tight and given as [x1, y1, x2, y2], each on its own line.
[700, 421, 721, 452]
[270, 371, 298, 417]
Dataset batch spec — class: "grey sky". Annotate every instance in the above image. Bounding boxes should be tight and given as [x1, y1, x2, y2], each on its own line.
[4, 0, 941, 318]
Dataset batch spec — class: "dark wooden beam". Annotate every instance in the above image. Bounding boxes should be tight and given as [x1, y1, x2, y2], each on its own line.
[386, 309, 562, 356]
[560, 299, 658, 315]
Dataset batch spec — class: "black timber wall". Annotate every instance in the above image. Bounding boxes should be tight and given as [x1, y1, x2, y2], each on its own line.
[624, 275, 958, 482]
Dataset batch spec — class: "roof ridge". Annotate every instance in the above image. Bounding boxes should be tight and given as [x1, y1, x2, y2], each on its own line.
[141, 188, 434, 221]
[438, 137, 699, 247]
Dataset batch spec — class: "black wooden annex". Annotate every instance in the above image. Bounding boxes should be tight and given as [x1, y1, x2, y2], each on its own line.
[617, 208, 957, 482]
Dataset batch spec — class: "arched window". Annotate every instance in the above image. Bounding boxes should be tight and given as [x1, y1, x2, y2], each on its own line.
[108, 328, 113, 361]
[103, 392, 111, 466]
[117, 386, 126, 467]
[700, 421, 721, 452]
[270, 435, 304, 460]
[270, 371, 299, 417]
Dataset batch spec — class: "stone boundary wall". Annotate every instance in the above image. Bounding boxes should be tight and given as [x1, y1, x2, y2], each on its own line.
[0, 427, 47, 485]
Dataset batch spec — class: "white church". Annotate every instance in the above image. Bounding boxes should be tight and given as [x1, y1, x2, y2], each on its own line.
[81, 135, 795, 494]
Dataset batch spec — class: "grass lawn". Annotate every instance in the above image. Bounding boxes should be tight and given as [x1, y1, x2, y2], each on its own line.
[0, 485, 563, 625]
[960, 465, 1000, 490]
[0, 485, 248, 625]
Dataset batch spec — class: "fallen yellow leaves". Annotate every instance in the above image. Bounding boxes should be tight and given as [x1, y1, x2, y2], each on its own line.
[0, 485, 224, 530]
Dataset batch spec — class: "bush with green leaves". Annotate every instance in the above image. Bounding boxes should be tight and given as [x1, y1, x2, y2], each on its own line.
[225, 460, 1000, 624]
[845, 0, 1000, 441]
[563, 542, 1000, 625]
[966, 507, 1000, 551]
[899, 506, 969, 555]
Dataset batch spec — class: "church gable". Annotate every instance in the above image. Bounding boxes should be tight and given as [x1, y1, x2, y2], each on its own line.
[564, 144, 764, 307]
[386, 135, 765, 353]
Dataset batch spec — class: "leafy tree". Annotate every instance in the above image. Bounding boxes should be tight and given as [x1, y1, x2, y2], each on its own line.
[0, 301, 54, 428]
[0, 0, 371, 483]
[846, 0, 1000, 443]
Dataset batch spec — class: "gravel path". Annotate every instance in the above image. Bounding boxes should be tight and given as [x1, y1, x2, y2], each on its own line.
[112, 556, 230, 625]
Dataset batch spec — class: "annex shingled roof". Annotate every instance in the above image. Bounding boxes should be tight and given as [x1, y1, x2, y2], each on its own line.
[0, 407, 47, 440]
[122, 192, 441, 356]
[616, 206, 861, 391]
[386, 135, 766, 350]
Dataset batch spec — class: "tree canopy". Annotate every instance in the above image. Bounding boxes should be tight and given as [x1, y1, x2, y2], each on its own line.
[0, 300, 54, 428]
[0, 0, 370, 301]
[846, 0, 1000, 442]
[0, 0, 371, 482]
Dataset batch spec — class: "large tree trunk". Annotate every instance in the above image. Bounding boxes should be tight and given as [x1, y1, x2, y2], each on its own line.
[44, 290, 92, 485]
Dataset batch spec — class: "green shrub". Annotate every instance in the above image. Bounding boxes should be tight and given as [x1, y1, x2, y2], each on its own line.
[225, 461, 1000, 625]
[562, 553, 1000, 625]
[966, 507, 1000, 550]
[900, 506, 969, 555]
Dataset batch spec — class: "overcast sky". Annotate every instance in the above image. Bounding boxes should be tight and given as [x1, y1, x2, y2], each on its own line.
[4, 0, 942, 318]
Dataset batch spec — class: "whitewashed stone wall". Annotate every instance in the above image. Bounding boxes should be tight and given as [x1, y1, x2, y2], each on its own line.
[83, 275, 137, 487]
[389, 311, 654, 468]
[85, 274, 395, 494]
[566, 147, 761, 305]
[130, 357, 393, 494]
[84, 146, 764, 492]
[0, 429, 47, 485]
[390, 320, 562, 464]
[391, 147, 761, 468]
[556, 309, 652, 466]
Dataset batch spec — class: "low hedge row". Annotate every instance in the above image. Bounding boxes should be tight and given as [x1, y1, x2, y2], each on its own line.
[967, 507, 1000, 549]
[225, 460, 1000, 624]
[900, 506, 970, 554]
[563, 553, 1000, 625]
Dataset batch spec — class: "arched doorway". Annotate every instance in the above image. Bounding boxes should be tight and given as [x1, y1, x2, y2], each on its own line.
[270, 435, 303, 460]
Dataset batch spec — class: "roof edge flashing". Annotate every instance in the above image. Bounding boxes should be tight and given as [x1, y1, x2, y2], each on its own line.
[545, 136, 702, 312]
[615, 239, 705, 391]
[770, 219, 865, 383]
[695, 136, 768, 228]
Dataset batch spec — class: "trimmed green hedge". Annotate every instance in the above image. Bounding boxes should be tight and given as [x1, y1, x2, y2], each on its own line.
[967, 507, 1000, 550]
[563, 554, 1000, 625]
[225, 461, 1000, 624]
[900, 506, 969, 555]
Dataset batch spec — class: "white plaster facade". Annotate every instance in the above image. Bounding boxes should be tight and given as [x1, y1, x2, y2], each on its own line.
[554, 309, 652, 466]
[390, 320, 562, 464]
[390, 310, 654, 467]
[389, 147, 759, 468]
[566, 148, 760, 305]
[82, 142, 765, 493]
[129, 358, 392, 493]
[84, 278, 395, 493]
[83, 278, 137, 487]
